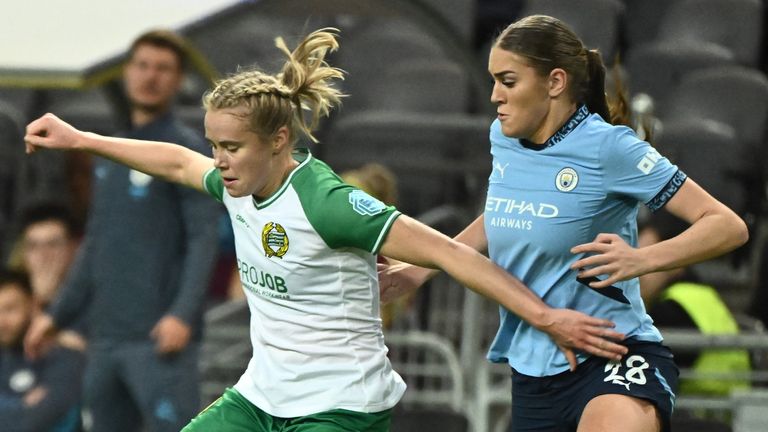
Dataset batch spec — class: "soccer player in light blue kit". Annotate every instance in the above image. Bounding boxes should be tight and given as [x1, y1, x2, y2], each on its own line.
[380, 15, 748, 432]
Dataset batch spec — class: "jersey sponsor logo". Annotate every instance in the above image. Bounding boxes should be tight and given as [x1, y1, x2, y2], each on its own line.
[637, 148, 662, 175]
[604, 355, 649, 391]
[555, 167, 579, 192]
[485, 197, 559, 218]
[237, 258, 289, 296]
[262, 222, 289, 258]
[489, 217, 532, 230]
[348, 190, 387, 216]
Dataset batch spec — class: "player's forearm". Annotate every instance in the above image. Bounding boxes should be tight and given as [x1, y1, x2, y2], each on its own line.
[454, 214, 489, 253]
[644, 210, 748, 273]
[77, 132, 198, 185]
[436, 241, 550, 328]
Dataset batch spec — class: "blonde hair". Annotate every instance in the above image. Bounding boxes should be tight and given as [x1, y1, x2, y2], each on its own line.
[340, 163, 398, 205]
[202, 28, 344, 144]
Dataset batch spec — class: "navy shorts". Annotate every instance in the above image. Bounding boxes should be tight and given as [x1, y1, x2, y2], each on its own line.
[508, 339, 679, 432]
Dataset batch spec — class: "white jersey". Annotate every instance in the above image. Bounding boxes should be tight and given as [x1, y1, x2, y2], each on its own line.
[202, 149, 406, 417]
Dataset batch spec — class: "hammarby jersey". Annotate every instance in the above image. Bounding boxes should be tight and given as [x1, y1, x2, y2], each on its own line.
[203, 148, 406, 416]
[484, 106, 687, 376]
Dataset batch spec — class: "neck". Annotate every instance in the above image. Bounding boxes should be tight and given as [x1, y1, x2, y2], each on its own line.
[254, 151, 299, 200]
[131, 105, 169, 128]
[528, 101, 578, 144]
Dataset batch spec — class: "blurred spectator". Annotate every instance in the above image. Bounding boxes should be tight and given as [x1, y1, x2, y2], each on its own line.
[7, 202, 86, 352]
[0, 269, 84, 432]
[639, 212, 750, 396]
[7, 202, 81, 310]
[24, 30, 219, 432]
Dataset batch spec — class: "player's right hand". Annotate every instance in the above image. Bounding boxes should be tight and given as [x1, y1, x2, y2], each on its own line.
[377, 259, 432, 304]
[24, 313, 58, 360]
[24, 113, 83, 154]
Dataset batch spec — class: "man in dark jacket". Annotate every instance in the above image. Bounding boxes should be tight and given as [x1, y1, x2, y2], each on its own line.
[25, 30, 219, 432]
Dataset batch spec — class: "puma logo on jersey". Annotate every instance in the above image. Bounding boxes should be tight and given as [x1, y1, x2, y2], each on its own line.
[637, 149, 662, 175]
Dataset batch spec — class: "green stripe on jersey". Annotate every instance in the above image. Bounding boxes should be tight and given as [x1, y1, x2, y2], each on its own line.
[203, 168, 224, 202]
[292, 156, 400, 253]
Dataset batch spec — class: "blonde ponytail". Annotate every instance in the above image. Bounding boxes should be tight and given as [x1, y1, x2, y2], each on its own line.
[203, 27, 345, 144]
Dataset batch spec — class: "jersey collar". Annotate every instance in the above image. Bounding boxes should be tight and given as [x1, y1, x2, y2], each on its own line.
[519, 104, 589, 151]
[251, 148, 311, 209]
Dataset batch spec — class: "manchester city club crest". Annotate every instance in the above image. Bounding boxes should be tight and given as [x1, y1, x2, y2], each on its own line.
[555, 167, 579, 192]
[261, 222, 289, 258]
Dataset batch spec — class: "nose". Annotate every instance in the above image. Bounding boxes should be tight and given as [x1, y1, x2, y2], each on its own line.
[490, 82, 504, 105]
[212, 148, 227, 169]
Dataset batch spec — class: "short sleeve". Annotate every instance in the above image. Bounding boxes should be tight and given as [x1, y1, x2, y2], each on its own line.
[601, 127, 686, 212]
[202, 168, 224, 202]
[297, 179, 401, 253]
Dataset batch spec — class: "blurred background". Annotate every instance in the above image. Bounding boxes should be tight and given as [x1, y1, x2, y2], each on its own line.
[1, 0, 768, 431]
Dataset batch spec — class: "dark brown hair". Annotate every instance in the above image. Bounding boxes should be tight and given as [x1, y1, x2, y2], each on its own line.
[495, 15, 630, 126]
[128, 29, 190, 72]
[0, 268, 32, 297]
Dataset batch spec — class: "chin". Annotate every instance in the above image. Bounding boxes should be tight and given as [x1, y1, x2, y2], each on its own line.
[227, 188, 248, 198]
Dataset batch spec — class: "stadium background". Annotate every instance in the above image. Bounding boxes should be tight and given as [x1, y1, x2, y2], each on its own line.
[1, 1, 767, 431]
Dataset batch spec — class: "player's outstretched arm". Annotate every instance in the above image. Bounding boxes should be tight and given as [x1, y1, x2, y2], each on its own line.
[380, 215, 628, 370]
[379, 214, 488, 303]
[24, 113, 214, 193]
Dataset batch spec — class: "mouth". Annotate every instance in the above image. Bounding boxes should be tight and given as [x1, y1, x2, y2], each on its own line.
[497, 112, 508, 120]
[222, 177, 237, 187]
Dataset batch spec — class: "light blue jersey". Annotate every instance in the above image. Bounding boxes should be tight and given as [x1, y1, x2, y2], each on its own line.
[485, 106, 687, 376]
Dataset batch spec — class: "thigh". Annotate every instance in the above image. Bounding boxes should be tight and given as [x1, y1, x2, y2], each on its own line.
[285, 409, 392, 432]
[182, 388, 273, 432]
[120, 343, 202, 432]
[84, 347, 141, 432]
[578, 394, 660, 432]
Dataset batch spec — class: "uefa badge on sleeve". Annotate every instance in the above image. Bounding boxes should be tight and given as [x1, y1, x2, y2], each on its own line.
[348, 190, 386, 216]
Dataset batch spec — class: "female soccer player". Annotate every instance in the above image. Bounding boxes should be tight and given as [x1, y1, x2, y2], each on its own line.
[379, 15, 748, 432]
[23, 28, 627, 432]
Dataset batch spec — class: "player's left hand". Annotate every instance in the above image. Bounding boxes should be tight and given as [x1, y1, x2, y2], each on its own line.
[570, 233, 650, 288]
[150, 315, 191, 354]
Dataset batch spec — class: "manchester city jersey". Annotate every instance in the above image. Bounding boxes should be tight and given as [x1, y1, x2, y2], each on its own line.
[484, 106, 687, 376]
[202, 149, 406, 417]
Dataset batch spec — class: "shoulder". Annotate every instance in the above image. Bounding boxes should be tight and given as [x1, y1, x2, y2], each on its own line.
[589, 119, 648, 161]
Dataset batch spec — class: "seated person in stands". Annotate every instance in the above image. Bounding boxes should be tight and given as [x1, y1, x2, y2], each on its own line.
[0, 269, 85, 432]
[639, 213, 751, 396]
[7, 202, 86, 351]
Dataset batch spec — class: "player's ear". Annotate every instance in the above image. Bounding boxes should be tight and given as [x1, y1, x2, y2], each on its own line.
[548, 68, 567, 98]
[271, 126, 290, 154]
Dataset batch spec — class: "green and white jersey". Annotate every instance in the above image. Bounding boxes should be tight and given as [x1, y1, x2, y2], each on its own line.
[202, 149, 405, 417]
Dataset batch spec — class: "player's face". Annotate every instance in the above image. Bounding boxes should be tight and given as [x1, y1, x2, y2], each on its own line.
[488, 47, 551, 141]
[0, 285, 32, 348]
[205, 108, 278, 198]
[123, 44, 183, 112]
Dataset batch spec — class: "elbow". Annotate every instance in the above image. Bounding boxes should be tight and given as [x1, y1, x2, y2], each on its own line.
[733, 216, 749, 248]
